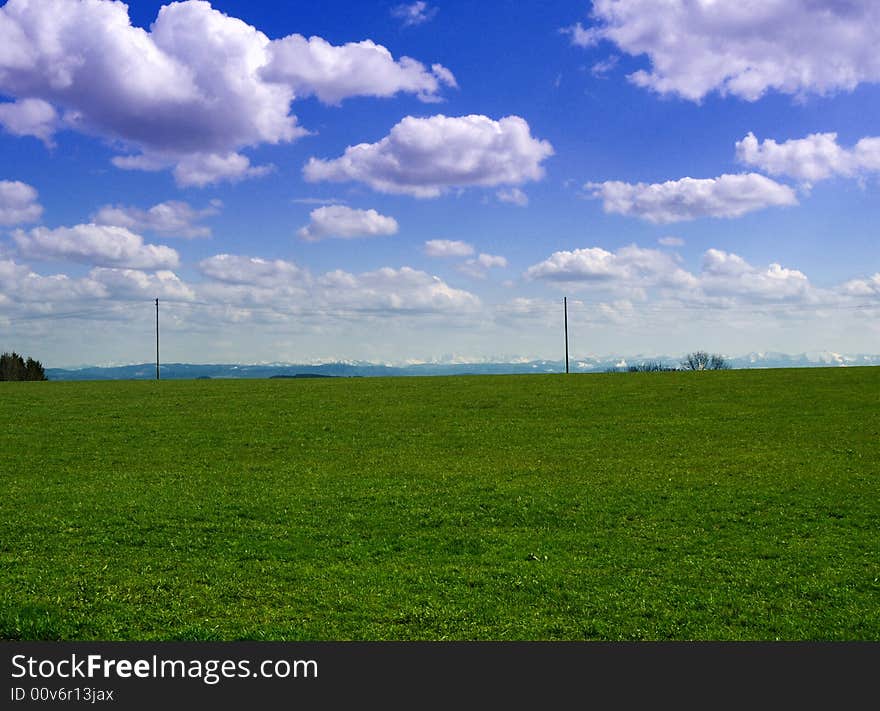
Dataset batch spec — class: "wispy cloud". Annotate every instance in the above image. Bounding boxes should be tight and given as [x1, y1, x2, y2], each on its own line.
[391, 2, 438, 27]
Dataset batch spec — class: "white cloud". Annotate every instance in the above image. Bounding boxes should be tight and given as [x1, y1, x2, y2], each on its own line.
[291, 197, 347, 205]
[13, 224, 179, 270]
[297, 205, 399, 242]
[590, 55, 619, 78]
[0, 98, 58, 145]
[89, 267, 194, 301]
[496, 187, 529, 206]
[0, 180, 42, 225]
[262, 34, 454, 105]
[92, 200, 220, 238]
[0, 0, 454, 185]
[844, 274, 880, 297]
[173, 153, 275, 188]
[0, 258, 105, 302]
[525, 245, 695, 294]
[559, 22, 600, 48]
[525, 244, 832, 308]
[568, 0, 880, 101]
[304, 114, 554, 198]
[736, 131, 880, 184]
[699, 249, 812, 302]
[658, 236, 684, 247]
[424, 239, 475, 258]
[391, 2, 438, 27]
[319, 266, 480, 313]
[111, 151, 276, 189]
[196, 254, 480, 315]
[458, 253, 509, 279]
[840, 273, 880, 297]
[585, 173, 797, 223]
[198, 254, 307, 287]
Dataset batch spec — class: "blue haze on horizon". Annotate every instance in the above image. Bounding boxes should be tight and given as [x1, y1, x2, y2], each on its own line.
[0, 0, 878, 367]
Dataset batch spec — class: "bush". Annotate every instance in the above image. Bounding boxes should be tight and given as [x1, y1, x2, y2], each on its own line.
[627, 360, 677, 372]
[0, 352, 48, 381]
[680, 351, 729, 371]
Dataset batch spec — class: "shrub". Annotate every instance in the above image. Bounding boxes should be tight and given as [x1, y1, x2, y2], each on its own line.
[627, 360, 677, 372]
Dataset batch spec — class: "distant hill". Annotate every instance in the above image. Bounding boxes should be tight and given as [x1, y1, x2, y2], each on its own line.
[269, 373, 335, 379]
[43, 352, 880, 381]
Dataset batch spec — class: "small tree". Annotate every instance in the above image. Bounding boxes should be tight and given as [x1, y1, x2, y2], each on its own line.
[680, 351, 729, 371]
[0, 352, 48, 381]
[25, 357, 47, 381]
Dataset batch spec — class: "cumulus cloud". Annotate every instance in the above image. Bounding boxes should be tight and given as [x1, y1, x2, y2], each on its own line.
[699, 249, 812, 302]
[92, 200, 221, 238]
[736, 131, 880, 184]
[457, 253, 509, 279]
[110, 151, 276, 188]
[0, 98, 59, 145]
[196, 254, 480, 315]
[319, 266, 480, 313]
[264, 35, 454, 105]
[496, 187, 529, 206]
[0, 0, 454, 185]
[197, 254, 307, 287]
[297, 205, 398, 242]
[13, 224, 179, 270]
[585, 174, 797, 223]
[391, 2, 438, 27]
[424, 239, 474, 258]
[564, 0, 880, 101]
[525, 245, 695, 295]
[303, 114, 554, 197]
[0, 257, 105, 302]
[840, 273, 880, 297]
[525, 244, 837, 309]
[0, 180, 43, 225]
[89, 267, 195, 301]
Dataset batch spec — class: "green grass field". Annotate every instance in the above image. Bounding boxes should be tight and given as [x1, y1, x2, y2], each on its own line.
[1, 368, 878, 640]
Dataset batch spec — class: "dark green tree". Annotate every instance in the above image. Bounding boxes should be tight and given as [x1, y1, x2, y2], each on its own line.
[0, 352, 48, 381]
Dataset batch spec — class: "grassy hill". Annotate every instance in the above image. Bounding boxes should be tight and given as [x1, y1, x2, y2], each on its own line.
[1, 368, 878, 640]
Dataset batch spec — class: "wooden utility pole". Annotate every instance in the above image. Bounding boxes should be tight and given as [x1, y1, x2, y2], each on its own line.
[564, 297, 570, 374]
[155, 298, 160, 381]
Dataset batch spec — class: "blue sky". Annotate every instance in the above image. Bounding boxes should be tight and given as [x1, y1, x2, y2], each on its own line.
[1, 0, 878, 367]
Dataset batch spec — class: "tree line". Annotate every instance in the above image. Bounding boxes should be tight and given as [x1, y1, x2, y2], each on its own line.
[0, 352, 48, 381]
[609, 351, 730, 373]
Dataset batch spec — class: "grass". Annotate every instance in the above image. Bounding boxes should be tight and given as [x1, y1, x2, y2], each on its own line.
[0, 368, 878, 640]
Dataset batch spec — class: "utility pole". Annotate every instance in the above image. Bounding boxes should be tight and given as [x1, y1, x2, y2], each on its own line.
[564, 296, 570, 374]
[155, 298, 160, 381]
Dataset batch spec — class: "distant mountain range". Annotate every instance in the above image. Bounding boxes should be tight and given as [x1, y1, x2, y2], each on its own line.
[45, 352, 880, 381]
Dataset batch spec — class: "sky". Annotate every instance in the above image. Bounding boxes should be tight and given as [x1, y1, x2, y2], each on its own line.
[1, 0, 879, 368]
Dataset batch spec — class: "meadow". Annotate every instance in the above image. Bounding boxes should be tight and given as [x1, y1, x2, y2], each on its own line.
[1, 368, 878, 640]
